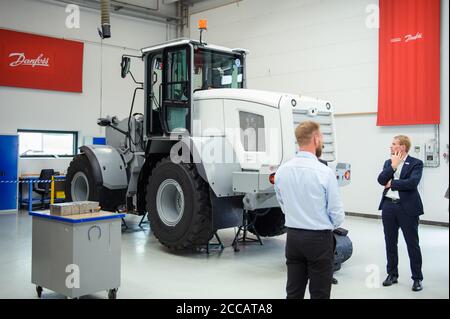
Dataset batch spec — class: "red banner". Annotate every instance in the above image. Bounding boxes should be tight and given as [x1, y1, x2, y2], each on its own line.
[0, 29, 83, 93]
[377, 0, 440, 126]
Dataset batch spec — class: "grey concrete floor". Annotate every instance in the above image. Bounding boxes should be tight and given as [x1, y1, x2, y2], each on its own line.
[0, 210, 448, 299]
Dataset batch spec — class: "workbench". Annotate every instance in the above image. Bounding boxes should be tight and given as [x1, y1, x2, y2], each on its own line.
[19, 175, 65, 212]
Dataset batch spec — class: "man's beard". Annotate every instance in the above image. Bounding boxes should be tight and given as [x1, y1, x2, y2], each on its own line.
[316, 144, 323, 157]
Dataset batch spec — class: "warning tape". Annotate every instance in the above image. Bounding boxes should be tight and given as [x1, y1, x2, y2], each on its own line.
[0, 179, 65, 184]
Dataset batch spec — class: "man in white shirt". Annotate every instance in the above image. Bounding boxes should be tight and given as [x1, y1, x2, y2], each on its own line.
[275, 121, 344, 299]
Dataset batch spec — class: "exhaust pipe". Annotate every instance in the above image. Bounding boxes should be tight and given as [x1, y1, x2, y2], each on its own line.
[99, 0, 111, 39]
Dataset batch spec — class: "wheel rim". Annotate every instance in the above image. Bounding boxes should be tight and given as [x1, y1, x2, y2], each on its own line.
[156, 179, 185, 227]
[71, 172, 90, 201]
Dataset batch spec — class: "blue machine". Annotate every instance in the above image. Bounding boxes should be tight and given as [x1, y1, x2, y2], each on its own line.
[0, 135, 19, 212]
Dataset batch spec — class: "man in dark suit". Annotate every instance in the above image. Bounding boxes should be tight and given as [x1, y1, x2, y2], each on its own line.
[377, 135, 424, 292]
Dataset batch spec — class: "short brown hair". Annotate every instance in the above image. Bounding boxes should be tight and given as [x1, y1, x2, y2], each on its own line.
[295, 121, 320, 146]
[394, 135, 411, 152]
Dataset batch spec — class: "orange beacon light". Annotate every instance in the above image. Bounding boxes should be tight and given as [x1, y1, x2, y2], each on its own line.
[199, 20, 208, 44]
[198, 19, 208, 30]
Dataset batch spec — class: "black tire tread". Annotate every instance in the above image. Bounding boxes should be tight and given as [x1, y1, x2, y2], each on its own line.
[146, 158, 213, 250]
[65, 154, 100, 202]
[65, 154, 125, 212]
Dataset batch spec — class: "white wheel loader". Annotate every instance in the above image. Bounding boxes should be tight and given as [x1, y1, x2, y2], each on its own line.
[65, 39, 352, 267]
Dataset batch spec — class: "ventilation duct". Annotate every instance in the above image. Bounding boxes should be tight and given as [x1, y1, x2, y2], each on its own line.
[99, 0, 111, 39]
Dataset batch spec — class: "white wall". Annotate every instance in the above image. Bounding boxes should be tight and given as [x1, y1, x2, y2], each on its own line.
[0, 0, 176, 175]
[190, 0, 449, 223]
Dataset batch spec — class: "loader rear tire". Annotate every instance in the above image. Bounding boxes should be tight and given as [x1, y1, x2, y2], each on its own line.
[65, 154, 126, 212]
[146, 158, 213, 250]
[333, 232, 353, 272]
[247, 207, 287, 237]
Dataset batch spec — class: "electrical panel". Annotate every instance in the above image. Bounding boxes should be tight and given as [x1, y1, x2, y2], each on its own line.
[424, 139, 439, 167]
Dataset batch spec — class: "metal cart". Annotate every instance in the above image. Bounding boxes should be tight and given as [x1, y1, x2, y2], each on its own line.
[30, 210, 125, 299]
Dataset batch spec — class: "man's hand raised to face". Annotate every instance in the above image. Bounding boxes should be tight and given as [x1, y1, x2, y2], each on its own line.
[391, 151, 405, 170]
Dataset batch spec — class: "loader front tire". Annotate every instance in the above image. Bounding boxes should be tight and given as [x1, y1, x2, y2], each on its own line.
[146, 158, 213, 250]
[65, 154, 126, 212]
[65, 154, 100, 203]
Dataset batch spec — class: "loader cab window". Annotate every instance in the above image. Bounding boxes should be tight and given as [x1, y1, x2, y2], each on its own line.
[146, 52, 164, 136]
[194, 48, 244, 91]
[162, 46, 191, 133]
[151, 55, 163, 110]
[166, 49, 189, 102]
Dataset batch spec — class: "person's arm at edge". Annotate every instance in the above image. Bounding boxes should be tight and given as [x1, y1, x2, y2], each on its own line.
[274, 170, 285, 210]
[327, 169, 345, 229]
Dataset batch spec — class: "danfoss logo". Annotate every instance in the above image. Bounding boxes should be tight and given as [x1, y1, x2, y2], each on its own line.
[8, 53, 50, 67]
[390, 32, 423, 44]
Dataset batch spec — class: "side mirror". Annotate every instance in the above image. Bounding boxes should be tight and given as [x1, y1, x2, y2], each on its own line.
[97, 117, 111, 127]
[121, 56, 131, 78]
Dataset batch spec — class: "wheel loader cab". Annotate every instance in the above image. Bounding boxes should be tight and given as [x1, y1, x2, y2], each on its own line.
[143, 40, 246, 138]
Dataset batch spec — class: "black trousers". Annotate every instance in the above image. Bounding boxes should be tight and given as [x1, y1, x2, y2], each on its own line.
[382, 200, 423, 281]
[285, 228, 334, 299]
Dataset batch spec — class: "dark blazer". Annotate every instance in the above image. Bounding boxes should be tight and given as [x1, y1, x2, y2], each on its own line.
[377, 155, 424, 216]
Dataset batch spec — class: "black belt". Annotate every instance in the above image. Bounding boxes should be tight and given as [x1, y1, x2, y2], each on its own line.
[288, 228, 332, 233]
[385, 197, 401, 204]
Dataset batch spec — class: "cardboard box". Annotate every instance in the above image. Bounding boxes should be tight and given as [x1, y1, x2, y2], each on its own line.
[50, 201, 100, 216]
[71, 203, 81, 215]
[50, 203, 77, 216]
[77, 201, 100, 214]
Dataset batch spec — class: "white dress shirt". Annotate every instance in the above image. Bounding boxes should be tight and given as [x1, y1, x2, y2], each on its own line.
[385, 155, 408, 200]
[274, 151, 344, 230]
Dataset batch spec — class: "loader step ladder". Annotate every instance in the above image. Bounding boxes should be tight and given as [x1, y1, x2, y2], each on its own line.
[232, 210, 263, 252]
